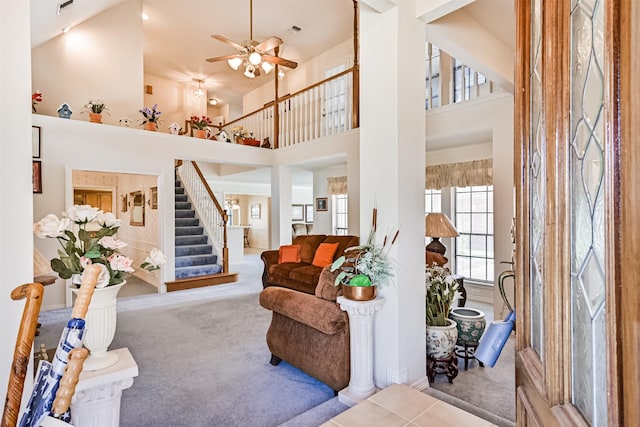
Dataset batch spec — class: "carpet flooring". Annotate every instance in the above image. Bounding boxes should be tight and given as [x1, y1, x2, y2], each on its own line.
[430, 334, 516, 426]
[35, 251, 516, 426]
[36, 293, 338, 426]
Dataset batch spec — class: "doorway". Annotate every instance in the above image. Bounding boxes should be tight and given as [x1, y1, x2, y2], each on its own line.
[70, 169, 162, 302]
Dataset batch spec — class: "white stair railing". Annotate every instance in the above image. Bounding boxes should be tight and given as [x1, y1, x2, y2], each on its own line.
[176, 162, 228, 272]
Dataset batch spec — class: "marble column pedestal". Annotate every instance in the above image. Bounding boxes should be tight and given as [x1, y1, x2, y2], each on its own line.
[337, 296, 386, 407]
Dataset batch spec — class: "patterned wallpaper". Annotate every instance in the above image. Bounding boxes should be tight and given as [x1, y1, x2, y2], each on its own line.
[73, 170, 161, 285]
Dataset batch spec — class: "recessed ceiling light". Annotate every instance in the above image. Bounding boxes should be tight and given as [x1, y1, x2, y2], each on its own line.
[61, 26, 71, 34]
[141, 12, 149, 20]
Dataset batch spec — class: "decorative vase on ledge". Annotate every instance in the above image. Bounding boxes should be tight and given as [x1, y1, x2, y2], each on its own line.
[89, 112, 102, 123]
[71, 281, 125, 371]
[195, 129, 207, 139]
[144, 122, 157, 131]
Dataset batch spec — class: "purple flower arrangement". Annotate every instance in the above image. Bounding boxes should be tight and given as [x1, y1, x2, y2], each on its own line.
[139, 104, 162, 124]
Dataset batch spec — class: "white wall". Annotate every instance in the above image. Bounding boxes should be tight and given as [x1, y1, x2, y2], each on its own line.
[142, 74, 186, 134]
[245, 195, 270, 249]
[1, 0, 35, 407]
[31, 1, 144, 126]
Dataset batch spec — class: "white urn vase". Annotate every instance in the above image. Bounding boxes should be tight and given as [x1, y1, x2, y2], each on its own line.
[426, 318, 458, 359]
[71, 281, 125, 371]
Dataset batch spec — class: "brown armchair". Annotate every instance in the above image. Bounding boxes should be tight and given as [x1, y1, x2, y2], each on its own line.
[259, 266, 350, 393]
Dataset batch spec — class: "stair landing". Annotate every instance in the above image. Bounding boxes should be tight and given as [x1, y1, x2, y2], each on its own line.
[165, 272, 239, 292]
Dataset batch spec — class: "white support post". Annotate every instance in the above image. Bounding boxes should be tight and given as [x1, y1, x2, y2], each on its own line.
[337, 296, 386, 406]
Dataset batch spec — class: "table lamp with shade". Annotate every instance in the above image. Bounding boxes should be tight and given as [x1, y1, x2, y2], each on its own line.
[425, 213, 459, 256]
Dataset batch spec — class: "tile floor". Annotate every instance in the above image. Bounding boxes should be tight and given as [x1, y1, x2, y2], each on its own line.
[321, 384, 496, 427]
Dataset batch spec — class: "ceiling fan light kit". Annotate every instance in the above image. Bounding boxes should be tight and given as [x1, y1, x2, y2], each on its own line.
[227, 57, 243, 70]
[261, 61, 274, 74]
[244, 65, 256, 79]
[207, 0, 298, 79]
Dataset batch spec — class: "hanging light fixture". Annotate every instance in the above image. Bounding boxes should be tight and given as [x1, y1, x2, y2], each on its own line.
[194, 79, 205, 97]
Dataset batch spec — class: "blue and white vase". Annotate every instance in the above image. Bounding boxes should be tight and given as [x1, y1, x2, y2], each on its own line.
[449, 307, 486, 343]
[426, 318, 458, 359]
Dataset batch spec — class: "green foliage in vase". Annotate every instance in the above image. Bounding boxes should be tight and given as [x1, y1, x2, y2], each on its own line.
[425, 263, 459, 326]
[330, 207, 399, 287]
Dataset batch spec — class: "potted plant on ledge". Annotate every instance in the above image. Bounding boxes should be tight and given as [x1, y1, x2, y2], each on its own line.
[140, 104, 162, 131]
[330, 207, 399, 301]
[84, 98, 109, 123]
[425, 263, 459, 360]
[190, 115, 213, 138]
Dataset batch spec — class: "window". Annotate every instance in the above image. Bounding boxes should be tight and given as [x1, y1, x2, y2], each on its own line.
[332, 194, 348, 235]
[453, 60, 487, 103]
[424, 189, 442, 214]
[425, 43, 441, 110]
[324, 64, 348, 135]
[454, 185, 494, 282]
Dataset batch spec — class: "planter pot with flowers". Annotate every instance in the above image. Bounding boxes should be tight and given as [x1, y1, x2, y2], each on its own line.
[190, 115, 213, 138]
[231, 125, 247, 143]
[425, 263, 459, 359]
[34, 206, 166, 371]
[84, 99, 109, 123]
[331, 208, 399, 301]
[140, 104, 162, 131]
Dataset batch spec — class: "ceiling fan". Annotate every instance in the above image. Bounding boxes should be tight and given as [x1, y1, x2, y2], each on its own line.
[206, 0, 298, 78]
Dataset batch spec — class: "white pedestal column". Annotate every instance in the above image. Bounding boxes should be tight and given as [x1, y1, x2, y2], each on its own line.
[337, 296, 386, 406]
[71, 348, 138, 427]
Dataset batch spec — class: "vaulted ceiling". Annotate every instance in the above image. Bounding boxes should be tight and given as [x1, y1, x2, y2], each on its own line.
[30, 0, 354, 107]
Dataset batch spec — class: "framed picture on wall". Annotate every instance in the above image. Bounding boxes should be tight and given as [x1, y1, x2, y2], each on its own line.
[32, 126, 41, 158]
[251, 203, 261, 219]
[150, 186, 158, 209]
[292, 204, 304, 221]
[315, 197, 328, 212]
[305, 204, 314, 223]
[32, 160, 42, 193]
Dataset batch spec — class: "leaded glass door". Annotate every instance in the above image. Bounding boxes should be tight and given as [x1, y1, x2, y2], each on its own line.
[515, 0, 638, 425]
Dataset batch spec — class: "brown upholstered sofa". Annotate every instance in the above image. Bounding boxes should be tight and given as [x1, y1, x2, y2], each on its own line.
[261, 234, 359, 295]
[259, 265, 350, 392]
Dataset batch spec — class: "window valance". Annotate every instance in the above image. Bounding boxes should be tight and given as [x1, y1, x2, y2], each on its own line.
[425, 159, 493, 190]
[327, 176, 347, 195]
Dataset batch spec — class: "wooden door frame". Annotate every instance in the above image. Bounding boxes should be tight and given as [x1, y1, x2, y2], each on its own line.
[515, 0, 638, 425]
[614, 1, 640, 425]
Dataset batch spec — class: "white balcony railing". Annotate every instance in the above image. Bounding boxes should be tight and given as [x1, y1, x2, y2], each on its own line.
[219, 67, 357, 149]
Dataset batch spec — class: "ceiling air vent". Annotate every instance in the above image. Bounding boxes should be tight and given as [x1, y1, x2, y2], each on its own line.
[57, 0, 74, 15]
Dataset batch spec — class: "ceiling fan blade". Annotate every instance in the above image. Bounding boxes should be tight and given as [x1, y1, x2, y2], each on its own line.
[206, 54, 241, 63]
[255, 37, 283, 53]
[254, 67, 261, 77]
[262, 54, 298, 69]
[211, 35, 245, 51]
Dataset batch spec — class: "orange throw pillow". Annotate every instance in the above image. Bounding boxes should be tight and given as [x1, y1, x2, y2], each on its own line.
[278, 245, 301, 263]
[312, 242, 340, 267]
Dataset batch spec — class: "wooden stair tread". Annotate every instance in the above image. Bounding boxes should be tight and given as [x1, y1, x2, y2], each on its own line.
[165, 272, 238, 292]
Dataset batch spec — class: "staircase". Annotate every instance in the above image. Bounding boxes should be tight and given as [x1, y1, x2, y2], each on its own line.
[166, 175, 237, 292]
